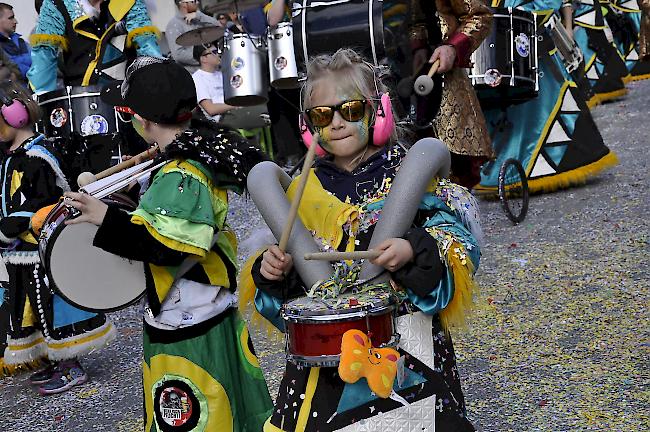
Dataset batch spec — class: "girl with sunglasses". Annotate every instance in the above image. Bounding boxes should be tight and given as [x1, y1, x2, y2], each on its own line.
[243, 48, 482, 431]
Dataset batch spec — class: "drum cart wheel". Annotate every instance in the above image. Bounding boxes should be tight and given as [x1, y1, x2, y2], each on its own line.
[497, 158, 529, 224]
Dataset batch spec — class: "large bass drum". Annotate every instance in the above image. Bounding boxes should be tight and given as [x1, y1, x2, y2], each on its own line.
[36, 85, 125, 139]
[469, 7, 539, 107]
[39, 194, 146, 312]
[292, 0, 385, 68]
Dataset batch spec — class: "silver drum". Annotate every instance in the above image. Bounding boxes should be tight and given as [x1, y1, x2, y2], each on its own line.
[268, 22, 299, 89]
[222, 34, 268, 106]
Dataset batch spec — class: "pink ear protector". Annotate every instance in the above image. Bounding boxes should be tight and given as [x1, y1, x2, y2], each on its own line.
[299, 93, 395, 152]
[0, 89, 30, 129]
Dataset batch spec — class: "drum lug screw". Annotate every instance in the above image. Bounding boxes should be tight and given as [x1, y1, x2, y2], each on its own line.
[90, 103, 98, 110]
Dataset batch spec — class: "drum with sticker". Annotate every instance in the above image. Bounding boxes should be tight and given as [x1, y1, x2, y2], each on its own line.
[468, 7, 539, 107]
[36, 85, 124, 139]
[267, 22, 299, 89]
[222, 34, 268, 106]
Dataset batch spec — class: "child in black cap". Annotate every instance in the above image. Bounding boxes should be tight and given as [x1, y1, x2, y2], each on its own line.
[64, 57, 272, 431]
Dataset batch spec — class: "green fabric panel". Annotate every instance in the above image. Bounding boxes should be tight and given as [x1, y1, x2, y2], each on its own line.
[132, 209, 215, 252]
[139, 170, 221, 227]
[216, 231, 238, 268]
[144, 311, 273, 432]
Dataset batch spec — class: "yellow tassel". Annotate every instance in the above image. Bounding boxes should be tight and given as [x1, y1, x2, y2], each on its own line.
[526, 151, 618, 194]
[0, 357, 46, 378]
[29, 34, 69, 51]
[594, 87, 628, 103]
[126, 26, 161, 49]
[439, 242, 479, 331]
[238, 250, 284, 342]
[626, 72, 650, 82]
[474, 151, 618, 195]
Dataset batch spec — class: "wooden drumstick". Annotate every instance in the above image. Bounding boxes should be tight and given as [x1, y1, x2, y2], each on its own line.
[277, 133, 319, 252]
[76, 145, 159, 187]
[414, 59, 441, 96]
[304, 250, 381, 261]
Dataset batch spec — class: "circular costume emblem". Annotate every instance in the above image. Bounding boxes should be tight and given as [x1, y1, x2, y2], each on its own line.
[515, 33, 530, 57]
[50, 108, 67, 128]
[80, 114, 109, 136]
[484, 69, 502, 87]
[274, 56, 288, 71]
[231, 57, 245, 71]
[154, 379, 201, 431]
[230, 75, 243, 89]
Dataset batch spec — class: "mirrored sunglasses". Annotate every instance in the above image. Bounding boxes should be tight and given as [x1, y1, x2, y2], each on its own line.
[304, 100, 367, 128]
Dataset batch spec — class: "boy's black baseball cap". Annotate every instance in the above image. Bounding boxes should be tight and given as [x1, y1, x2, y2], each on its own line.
[101, 57, 197, 124]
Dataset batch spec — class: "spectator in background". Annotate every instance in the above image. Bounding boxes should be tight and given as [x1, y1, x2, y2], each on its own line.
[191, 43, 237, 122]
[166, 0, 218, 73]
[0, 45, 21, 83]
[0, 3, 31, 81]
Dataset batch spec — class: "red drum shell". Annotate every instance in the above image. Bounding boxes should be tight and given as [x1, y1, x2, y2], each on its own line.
[286, 311, 395, 358]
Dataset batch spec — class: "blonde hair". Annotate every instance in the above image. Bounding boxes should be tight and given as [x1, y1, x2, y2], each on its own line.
[302, 48, 398, 143]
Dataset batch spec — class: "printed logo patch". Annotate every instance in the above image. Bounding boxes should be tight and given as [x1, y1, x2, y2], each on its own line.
[50, 108, 67, 128]
[154, 379, 202, 431]
[80, 114, 109, 136]
[515, 33, 530, 58]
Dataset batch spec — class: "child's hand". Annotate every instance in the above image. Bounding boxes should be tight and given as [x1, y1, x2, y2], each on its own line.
[260, 245, 294, 281]
[370, 238, 414, 273]
[63, 192, 108, 226]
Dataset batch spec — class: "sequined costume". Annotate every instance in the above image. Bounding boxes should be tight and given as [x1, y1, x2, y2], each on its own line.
[28, 0, 161, 93]
[409, 0, 495, 187]
[606, 0, 650, 79]
[571, 0, 630, 105]
[92, 121, 272, 431]
[477, 0, 618, 194]
[1, 135, 115, 367]
[242, 145, 482, 431]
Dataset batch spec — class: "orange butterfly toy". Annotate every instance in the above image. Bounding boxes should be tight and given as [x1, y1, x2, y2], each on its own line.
[338, 329, 400, 399]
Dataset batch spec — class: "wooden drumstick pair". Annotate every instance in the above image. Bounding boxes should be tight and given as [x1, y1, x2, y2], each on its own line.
[277, 133, 381, 263]
[76, 145, 159, 188]
[413, 59, 441, 96]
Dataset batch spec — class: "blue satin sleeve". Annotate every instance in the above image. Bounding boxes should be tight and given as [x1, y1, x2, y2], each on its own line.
[126, 0, 162, 57]
[28, 0, 66, 93]
[254, 288, 286, 331]
[405, 194, 481, 315]
[28, 45, 59, 93]
[133, 34, 162, 57]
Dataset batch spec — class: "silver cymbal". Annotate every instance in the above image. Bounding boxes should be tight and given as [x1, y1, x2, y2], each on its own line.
[176, 26, 225, 46]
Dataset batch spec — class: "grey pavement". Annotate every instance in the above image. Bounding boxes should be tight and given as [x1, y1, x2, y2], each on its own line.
[2, 79, 648, 432]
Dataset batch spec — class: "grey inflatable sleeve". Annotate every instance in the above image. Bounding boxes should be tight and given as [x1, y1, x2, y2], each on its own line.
[360, 138, 452, 281]
[247, 161, 333, 288]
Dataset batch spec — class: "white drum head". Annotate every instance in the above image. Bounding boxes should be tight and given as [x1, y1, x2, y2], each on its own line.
[46, 222, 146, 312]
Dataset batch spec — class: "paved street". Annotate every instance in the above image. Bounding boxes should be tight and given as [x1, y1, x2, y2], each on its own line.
[1, 79, 648, 432]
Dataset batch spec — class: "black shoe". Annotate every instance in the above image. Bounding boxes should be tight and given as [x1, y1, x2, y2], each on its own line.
[29, 362, 58, 385]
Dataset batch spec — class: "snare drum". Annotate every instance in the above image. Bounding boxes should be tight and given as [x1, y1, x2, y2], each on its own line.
[282, 288, 400, 367]
[469, 7, 539, 106]
[292, 0, 385, 68]
[39, 194, 146, 312]
[545, 15, 583, 73]
[268, 22, 299, 89]
[37, 85, 124, 139]
[222, 34, 269, 106]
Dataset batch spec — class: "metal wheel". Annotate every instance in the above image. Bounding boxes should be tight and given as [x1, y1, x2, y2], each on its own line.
[498, 158, 529, 224]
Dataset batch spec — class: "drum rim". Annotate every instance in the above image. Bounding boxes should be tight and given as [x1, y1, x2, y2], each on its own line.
[282, 304, 396, 323]
[39, 208, 146, 313]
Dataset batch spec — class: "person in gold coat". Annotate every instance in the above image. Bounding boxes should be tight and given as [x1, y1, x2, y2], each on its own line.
[409, 0, 495, 188]
[641, 0, 650, 59]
